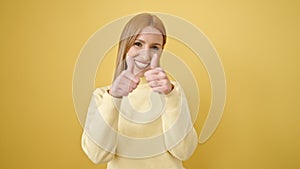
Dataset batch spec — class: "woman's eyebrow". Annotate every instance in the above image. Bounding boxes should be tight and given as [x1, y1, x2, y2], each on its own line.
[152, 43, 162, 46]
[135, 39, 145, 44]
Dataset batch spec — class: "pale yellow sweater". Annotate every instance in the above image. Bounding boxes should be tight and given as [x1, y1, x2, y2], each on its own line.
[82, 80, 198, 169]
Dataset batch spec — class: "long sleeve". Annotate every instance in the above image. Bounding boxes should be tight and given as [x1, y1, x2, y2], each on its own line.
[81, 87, 120, 164]
[162, 82, 198, 161]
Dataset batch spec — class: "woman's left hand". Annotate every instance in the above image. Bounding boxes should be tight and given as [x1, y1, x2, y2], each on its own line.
[144, 54, 174, 95]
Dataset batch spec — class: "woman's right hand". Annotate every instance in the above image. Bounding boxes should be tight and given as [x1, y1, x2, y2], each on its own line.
[109, 56, 140, 98]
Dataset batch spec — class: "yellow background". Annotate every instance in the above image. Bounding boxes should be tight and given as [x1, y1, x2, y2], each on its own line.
[1, 0, 300, 169]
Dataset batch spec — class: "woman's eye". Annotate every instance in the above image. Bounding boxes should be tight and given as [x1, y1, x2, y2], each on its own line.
[151, 46, 159, 50]
[134, 42, 142, 47]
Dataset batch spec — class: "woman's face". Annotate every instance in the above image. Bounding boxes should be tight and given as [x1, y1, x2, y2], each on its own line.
[126, 26, 164, 76]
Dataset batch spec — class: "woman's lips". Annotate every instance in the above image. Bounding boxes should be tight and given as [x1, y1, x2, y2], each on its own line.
[134, 60, 150, 69]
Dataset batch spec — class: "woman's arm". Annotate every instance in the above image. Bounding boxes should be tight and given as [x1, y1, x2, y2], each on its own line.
[162, 82, 198, 161]
[81, 131, 115, 164]
[81, 87, 120, 164]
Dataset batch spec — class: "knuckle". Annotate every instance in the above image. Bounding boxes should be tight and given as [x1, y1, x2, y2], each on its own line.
[161, 79, 167, 85]
[159, 72, 166, 78]
[146, 75, 152, 81]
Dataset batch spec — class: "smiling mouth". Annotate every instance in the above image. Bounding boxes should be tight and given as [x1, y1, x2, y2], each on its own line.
[134, 60, 150, 69]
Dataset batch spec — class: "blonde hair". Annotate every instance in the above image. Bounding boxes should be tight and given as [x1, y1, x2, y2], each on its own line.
[113, 13, 167, 80]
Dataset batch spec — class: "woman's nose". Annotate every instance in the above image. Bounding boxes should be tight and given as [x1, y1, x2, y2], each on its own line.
[140, 49, 151, 61]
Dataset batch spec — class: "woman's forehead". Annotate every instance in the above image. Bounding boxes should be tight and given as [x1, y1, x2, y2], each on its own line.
[139, 26, 162, 35]
[136, 33, 163, 45]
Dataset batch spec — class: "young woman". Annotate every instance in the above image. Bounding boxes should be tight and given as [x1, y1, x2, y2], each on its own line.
[82, 13, 198, 169]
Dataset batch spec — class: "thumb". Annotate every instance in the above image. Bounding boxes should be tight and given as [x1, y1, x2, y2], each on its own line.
[126, 54, 135, 73]
[150, 53, 159, 68]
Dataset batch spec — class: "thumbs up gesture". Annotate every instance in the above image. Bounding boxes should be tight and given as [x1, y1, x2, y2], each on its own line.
[109, 55, 140, 98]
[144, 53, 174, 95]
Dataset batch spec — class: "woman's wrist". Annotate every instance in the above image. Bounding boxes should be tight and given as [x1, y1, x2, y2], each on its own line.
[107, 89, 122, 98]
